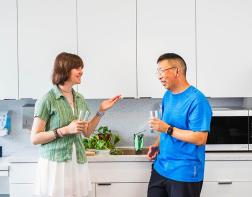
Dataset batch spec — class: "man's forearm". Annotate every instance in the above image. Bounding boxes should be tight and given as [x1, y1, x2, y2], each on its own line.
[153, 135, 160, 146]
[171, 127, 208, 146]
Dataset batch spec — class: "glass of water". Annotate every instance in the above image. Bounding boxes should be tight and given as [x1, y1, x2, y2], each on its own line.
[149, 110, 158, 133]
[79, 110, 90, 121]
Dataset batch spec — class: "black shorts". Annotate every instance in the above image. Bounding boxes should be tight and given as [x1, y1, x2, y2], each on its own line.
[147, 167, 203, 197]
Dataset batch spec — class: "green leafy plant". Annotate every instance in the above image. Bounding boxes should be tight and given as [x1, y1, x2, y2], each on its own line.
[83, 126, 120, 150]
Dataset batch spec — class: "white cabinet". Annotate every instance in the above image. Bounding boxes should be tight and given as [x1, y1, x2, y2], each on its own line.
[96, 182, 148, 197]
[197, 0, 252, 97]
[201, 182, 252, 197]
[0, 0, 18, 99]
[9, 159, 252, 197]
[9, 161, 151, 197]
[18, 0, 77, 99]
[77, 0, 137, 99]
[89, 183, 96, 197]
[9, 163, 35, 197]
[10, 184, 33, 197]
[0, 177, 9, 194]
[89, 161, 151, 197]
[137, 0, 196, 98]
[202, 160, 252, 197]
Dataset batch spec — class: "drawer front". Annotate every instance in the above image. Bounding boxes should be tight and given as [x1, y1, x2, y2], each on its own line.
[89, 162, 152, 182]
[96, 183, 148, 197]
[201, 181, 252, 197]
[0, 171, 8, 177]
[10, 184, 34, 197]
[10, 163, 36, 183]
[205, 161, 252, 181]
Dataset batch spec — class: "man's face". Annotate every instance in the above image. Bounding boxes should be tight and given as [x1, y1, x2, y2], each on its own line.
[157, 60, 178, 90]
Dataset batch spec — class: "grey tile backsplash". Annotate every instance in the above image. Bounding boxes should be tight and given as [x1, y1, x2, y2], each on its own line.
[0, 97, 252, 156]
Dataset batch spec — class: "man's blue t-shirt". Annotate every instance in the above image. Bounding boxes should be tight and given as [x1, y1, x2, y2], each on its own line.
[154, 85, 212, 182]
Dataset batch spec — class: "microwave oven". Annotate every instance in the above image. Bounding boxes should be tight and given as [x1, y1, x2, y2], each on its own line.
[206, 109, 251, 151]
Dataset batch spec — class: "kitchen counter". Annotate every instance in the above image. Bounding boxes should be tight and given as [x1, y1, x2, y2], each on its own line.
[0, 157, 9, 170]
[4, 147, 252, 163]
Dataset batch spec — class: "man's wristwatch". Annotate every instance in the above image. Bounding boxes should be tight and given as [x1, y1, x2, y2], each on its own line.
[166, 125, 174, 136]
[96, 111, 105, 117]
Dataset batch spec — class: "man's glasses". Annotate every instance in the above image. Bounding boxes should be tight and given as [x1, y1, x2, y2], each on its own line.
[156, 67, 177, 75]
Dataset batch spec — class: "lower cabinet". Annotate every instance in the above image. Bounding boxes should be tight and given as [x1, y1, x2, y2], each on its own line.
[8, 161, 151, 197]
[10, 183, 95, 197]
[89, 184, 96, 197]
[96, 182, 148, 197]
[8, 159, 252, 197]
[201, 181, 252, 197]
[202, 160, 252, 197]
[10, 184, 33, 197]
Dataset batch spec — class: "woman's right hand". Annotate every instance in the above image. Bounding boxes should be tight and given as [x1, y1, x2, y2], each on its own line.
[66, 120, 88, 134]
[146, 145, 159, 161]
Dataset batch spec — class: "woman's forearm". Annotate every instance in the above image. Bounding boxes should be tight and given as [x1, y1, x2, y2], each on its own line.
[31, 130, 56, 145]
[84, 114, 102, 137]
[31, 125, 69, 145]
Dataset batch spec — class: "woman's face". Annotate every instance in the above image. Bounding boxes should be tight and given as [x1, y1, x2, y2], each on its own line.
[68, 67, 83, 85]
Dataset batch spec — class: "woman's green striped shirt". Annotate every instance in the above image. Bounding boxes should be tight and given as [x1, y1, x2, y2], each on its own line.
[34, 85, 89, 164]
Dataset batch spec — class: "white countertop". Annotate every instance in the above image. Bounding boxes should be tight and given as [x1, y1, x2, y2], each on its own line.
[0, 157, 9, 170]
[3, 148, 252, 165]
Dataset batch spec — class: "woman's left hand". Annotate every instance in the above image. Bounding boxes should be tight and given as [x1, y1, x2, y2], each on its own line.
[99, 95, 122, 112]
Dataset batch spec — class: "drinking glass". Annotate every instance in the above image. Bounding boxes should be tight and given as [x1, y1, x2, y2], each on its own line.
[79, 110, 90, 121]
[149, 110, 158, 133]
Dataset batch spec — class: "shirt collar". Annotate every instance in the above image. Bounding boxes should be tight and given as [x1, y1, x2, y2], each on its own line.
[53, 85, 81, 99]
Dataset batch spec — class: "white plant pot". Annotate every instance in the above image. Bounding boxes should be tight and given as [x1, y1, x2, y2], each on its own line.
[95, 149, 110, 155]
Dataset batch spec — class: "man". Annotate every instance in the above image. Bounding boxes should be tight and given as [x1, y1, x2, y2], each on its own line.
[147, 53, 212, 197]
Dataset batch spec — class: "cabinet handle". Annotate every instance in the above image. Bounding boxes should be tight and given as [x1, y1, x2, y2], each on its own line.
[123, 97, 135, 99]
[218, 180, 233, 185]
[97, 183, 112, 186]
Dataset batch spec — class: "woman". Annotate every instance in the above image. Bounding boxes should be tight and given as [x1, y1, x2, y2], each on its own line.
[31, 52, 121, 197]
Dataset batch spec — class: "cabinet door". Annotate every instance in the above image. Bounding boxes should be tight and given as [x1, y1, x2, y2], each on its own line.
[0, 0, 18, 99]
[137, 0, 196, 98]
[18, 0, 77, 99]
[10, 163, 36, 184]
[197, 0, 252, 97]
[96, 182, 148, 197]
[88, 183, 95, 197]
[10, 184, 33, 197]
[77, 0, 136, 98]
[201, 181, 252, 197]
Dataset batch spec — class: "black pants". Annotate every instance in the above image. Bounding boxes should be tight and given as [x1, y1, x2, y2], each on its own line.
[147, 167, 203, 197]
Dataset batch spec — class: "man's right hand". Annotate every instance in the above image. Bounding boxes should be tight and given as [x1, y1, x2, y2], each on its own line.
[146, 145, 159, 161]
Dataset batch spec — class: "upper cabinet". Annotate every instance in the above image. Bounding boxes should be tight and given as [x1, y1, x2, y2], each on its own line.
[197, 0, 252, 97]
[137, 0, 196, 98]
[18, 0, 77, 99]
[0, 0, 18, 99]
[77, 0, 137, 99]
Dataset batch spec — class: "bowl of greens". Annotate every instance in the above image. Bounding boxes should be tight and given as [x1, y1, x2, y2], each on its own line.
[82, 126, 120, 155]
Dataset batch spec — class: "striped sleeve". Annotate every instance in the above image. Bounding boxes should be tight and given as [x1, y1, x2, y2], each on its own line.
[34, 95, 50, 122]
